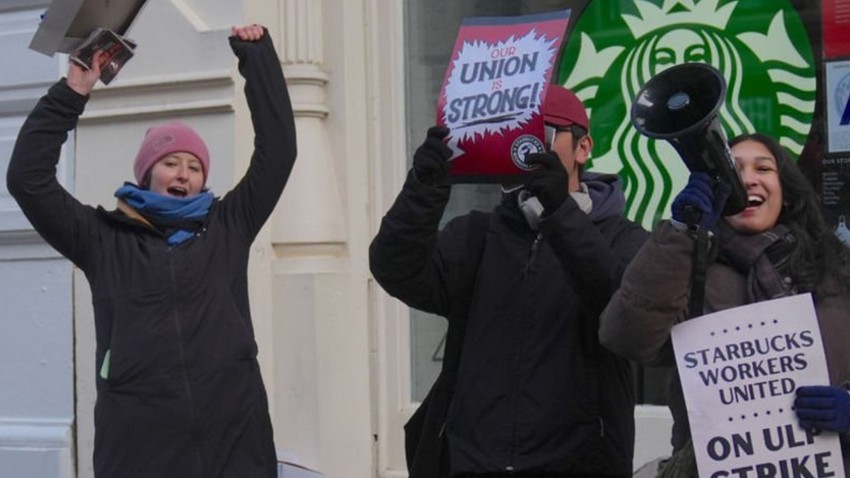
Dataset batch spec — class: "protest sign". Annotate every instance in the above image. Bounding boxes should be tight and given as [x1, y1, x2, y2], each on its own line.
[70, 28, 137, 85]
[825, 60, 850, 154]
[30, 0, 147, 57]
[823, 0, 850, 59]
[671, 294, 845, 478]
[436, 9, 571, 183]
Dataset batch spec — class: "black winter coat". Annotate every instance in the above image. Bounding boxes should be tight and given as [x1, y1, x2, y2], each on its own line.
[7, 34, 296, 478]
[370, 171, 649, 477]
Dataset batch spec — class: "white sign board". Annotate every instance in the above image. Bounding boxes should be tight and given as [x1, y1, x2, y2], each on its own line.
[671, 294, 845, 478]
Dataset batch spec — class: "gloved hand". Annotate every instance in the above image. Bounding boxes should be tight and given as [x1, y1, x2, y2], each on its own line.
[525, 151, 569, 214]
[795, 385, 850, 433]
[671, 172, 731, 230]
[412, 126, 452, 186]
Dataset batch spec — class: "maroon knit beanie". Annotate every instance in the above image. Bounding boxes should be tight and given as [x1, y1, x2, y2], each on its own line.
[543, 85, 589, 130]
[133, 122, 210, 186]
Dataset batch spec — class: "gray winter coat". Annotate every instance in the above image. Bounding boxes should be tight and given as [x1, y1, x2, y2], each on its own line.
[600, 221, 850, 471]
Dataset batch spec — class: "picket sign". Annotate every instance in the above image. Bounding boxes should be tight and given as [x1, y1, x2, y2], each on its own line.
[671, 293, 845, 478]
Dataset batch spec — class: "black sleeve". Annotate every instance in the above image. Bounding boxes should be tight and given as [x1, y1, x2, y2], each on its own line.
[369, 171, 470, 318]
[540, 198, 650, 314]
[218, 29, 297, 239]
[7, 79, 99, 267]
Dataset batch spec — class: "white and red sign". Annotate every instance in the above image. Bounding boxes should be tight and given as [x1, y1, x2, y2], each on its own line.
[437, 10, 571, 183]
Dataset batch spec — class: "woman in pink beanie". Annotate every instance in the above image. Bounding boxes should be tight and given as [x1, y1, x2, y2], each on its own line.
[8, 24, 296, 478]
[133, 121, 211, 191]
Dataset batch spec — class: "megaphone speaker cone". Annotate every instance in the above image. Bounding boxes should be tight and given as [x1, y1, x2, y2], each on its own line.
[630, 63, 748, 216]
[631, 63, 727, 139]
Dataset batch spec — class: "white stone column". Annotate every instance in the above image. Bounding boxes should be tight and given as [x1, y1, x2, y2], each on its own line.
[272, 0, 346, 249]
[246, 0, 355, 473]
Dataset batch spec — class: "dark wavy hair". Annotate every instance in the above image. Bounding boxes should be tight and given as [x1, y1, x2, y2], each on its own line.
[729, 133, 850, 298]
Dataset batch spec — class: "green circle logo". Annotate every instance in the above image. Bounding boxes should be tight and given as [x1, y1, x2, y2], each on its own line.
[558, 0, 815, 229]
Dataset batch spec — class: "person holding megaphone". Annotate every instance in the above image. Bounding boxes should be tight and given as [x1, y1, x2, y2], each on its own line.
[599, 133, 850, 476]
[370, 85, 649, 478]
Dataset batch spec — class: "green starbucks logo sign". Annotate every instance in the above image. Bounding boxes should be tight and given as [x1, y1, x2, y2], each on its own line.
[559, 0, 815, 229]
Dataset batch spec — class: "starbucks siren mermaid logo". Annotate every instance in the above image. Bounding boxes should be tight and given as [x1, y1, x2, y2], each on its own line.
[559, 0, 815, 229]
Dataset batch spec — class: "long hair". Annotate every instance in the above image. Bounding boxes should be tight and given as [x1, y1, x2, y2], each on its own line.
[729, 133, 850, 298]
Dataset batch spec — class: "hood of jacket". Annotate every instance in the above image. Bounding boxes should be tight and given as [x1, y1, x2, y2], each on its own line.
[502, 171, 627, 229]
[582, 171, 627, 222]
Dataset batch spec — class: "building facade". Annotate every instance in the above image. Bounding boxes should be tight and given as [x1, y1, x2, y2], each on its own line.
[1, 1, 846, 477]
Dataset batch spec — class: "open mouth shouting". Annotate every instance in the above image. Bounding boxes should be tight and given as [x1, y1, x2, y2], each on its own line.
[167, 186, 189, 198]
[745, 195, 764, 209]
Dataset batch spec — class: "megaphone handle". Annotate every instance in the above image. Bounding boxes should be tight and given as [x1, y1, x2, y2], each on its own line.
[681, 204, 702, 230]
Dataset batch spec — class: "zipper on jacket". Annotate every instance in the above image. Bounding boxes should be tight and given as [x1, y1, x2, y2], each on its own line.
[525, 233, 542, 274]
[507, 232, 541, 470]
[168, 249, 194, 404]
[168, 248, 203, 473]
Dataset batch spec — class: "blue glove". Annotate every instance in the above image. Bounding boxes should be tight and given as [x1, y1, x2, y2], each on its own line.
[795, 385, 850, 433]
[671, 172, 731, 230]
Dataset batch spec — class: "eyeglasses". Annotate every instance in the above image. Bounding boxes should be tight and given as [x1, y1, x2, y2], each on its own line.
[544, 125, 576, 148]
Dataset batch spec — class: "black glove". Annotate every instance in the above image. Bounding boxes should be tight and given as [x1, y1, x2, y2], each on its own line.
[525, 151, 569, 214]
[671, 172, 731, 230]
[412, 126, 452, 186]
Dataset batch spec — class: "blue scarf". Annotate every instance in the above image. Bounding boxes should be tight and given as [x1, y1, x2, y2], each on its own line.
[115, 183, 214, 245]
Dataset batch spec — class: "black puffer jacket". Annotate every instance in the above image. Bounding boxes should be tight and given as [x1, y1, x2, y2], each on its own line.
[7, 34, 296, 478]
[370, 171, 649, 477]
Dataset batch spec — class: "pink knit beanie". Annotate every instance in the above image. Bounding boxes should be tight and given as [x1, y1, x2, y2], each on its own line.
[133, 122, 210, 186]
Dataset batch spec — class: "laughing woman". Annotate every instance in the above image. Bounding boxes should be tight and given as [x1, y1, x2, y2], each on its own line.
[599, 133, 850, 477]
[7, 25, 296, 478]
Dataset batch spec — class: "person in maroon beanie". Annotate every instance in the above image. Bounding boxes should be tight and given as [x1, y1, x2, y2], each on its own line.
[7, 25, 296, 478]
[370, 85, 649, 478]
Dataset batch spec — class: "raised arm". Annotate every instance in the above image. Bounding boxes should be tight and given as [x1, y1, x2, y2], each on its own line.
[599, 222, 698, 364]
[5, 54, 107, 266]
[524, 152, 649, 314]
[540, 196, 649, 314]
[369, 127, 469, 318]
[220, 25, 297, 238]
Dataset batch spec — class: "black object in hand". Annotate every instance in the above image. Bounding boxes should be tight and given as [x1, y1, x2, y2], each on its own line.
[525, 151, 569, 213]
[412, 126, 452, 186]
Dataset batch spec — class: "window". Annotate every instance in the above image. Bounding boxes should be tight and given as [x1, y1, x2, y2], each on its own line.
[403, 0, 671, 406]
